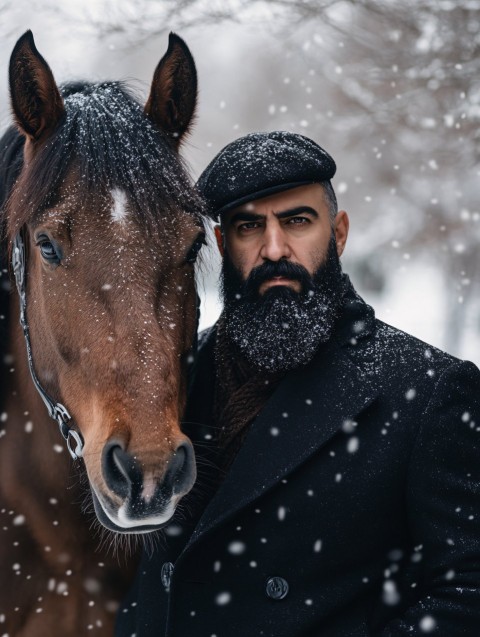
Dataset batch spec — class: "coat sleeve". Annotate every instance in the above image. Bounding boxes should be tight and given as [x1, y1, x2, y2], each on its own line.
[377, 360, 480, 636]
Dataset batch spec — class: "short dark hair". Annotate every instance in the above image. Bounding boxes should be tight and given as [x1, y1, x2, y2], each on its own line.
[322, 181, 338, 223]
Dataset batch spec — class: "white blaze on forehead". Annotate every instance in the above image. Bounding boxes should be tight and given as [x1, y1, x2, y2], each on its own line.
[110, 188, 129, 223]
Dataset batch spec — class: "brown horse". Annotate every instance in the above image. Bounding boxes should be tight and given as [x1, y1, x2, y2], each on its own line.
[0, 31, 205, 636]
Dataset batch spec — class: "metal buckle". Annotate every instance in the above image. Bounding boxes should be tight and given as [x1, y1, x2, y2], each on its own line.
[54, 404, 84, 460]
[66, 429, 84, 461]
[12, 234, 25, 290]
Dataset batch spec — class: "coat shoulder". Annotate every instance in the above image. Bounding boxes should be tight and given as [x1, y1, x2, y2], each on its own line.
[371, 318, 473, 387]
[375, 318, 460, 364]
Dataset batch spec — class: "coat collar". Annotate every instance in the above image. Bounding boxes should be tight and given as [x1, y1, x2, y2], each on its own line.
[182, 278, 379, 551]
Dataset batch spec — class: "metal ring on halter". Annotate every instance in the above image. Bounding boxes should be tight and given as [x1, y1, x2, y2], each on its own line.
[55, 405, 84, 460]
[66, 430, 84, 461]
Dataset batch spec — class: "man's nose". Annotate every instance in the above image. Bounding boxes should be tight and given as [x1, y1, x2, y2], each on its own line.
[260, 225, 291, 261]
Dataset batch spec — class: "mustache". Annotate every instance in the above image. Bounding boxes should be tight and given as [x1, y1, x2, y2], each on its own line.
[243, 259, 313, 297]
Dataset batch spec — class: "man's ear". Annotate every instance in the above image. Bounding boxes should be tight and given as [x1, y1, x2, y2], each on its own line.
[334, 210, 349, 257]
[214, 225, 224, 257]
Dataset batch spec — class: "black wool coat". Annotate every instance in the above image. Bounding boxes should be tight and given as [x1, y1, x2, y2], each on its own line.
[116, 284, 480, 637]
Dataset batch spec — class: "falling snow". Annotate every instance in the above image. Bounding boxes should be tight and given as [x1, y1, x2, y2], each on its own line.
[215, 592, 232, 606]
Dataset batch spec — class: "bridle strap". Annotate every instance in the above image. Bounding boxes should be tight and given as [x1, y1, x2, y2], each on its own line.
[12, 232, 84, 460]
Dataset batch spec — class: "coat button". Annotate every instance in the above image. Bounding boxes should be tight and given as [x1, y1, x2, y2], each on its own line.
[161, 562, 174, 590]
[266, 576, 289, 600]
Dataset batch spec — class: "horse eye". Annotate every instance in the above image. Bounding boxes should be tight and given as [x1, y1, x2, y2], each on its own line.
[186, 232, 206, 264]
[39, 239, 61, 264]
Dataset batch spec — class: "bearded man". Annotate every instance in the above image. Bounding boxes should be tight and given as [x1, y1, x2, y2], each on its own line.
[116, 132, 480, 637]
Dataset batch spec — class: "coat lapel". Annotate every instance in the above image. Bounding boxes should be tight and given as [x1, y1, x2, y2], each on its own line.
[185, 308, 379, 549]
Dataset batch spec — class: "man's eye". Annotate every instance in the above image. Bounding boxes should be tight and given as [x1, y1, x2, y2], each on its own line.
[238, 222, 261, 231]
[287, 217, 309, 225]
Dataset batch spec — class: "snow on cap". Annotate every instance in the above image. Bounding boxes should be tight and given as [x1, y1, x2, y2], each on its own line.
[196, 131, 336, 220]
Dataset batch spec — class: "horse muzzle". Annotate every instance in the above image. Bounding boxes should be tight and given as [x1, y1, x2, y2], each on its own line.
[90, 439, 196, 534]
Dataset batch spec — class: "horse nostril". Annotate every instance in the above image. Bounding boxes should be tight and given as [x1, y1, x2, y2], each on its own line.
[101, 439, 196, 503]
[164, 440, 196, 496]
[102, 441, 139, 499]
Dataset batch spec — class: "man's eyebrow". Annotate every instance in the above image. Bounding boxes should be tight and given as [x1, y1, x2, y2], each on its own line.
[228, 211, 264, 224]
[228, 206, 319, 225]
[275, 206, 319, 220]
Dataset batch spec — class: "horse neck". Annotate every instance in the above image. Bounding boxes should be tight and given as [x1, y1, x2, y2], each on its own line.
[0, 300, 138, 636]
[0, 298, 90, 562]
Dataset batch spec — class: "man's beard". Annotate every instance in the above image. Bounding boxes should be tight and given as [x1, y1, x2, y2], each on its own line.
[221, 236, 346, 373]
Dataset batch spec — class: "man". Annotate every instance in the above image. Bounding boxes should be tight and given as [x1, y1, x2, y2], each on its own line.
[117, 131, 480, 636]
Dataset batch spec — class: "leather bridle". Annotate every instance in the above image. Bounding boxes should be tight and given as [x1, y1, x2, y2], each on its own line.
[11, 232, 84, 460]
[10, 228, 205, 462]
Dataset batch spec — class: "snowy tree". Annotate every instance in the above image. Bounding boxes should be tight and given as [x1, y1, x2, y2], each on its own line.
[0, 0, 478, 358]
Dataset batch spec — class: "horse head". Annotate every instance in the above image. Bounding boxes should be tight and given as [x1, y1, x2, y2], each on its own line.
[6, 31, 205, 533]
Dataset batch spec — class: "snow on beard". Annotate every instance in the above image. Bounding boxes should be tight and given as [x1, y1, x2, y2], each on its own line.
[221, 236, 346, 373]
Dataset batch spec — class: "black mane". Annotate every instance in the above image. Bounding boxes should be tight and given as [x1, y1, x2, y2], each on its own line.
[0, 125, 21, 400]
[4, 81, 204, 236]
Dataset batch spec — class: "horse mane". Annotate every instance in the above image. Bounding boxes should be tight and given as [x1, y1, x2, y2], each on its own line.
[5, 80, 204, 238]
[0, 125, 24, 402]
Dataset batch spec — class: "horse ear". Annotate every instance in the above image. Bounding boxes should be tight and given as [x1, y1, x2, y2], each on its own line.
[9, 30, 64, 141]
[145, 33, 198, 149]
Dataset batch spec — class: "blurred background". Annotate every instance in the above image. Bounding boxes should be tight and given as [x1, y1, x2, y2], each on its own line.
[1, 0, 479, 364]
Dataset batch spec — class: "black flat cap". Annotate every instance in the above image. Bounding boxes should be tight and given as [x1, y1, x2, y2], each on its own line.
[196, 131, 336, 219]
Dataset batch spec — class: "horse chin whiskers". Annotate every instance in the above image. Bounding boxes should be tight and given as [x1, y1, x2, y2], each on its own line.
[89, 511, 155, 562]
[97, 515, 167, 561]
